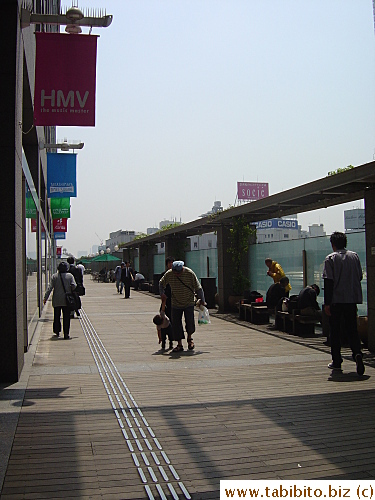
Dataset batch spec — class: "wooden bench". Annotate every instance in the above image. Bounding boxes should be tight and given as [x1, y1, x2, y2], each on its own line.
[240, 303, 270, 325]
[239, 303, 252, 321]
[275, 309, 320, 336]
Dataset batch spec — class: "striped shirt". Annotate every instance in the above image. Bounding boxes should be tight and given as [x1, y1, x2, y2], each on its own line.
[159, 267, 202, 309]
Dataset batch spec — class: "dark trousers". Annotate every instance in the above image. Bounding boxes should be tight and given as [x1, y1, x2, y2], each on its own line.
[161, 324, 173, 343]
[123, 279, 131, 298]
[171, 305, 195, 341]
[53, 306, 71, 338]
[329, 303, 362, 366]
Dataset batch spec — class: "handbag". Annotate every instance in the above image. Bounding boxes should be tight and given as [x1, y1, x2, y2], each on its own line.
[75, 283, 86, 296]
[60, 275, 81, 311]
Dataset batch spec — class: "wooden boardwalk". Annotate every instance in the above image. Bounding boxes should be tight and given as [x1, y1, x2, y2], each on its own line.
[1, 280, 375, 499]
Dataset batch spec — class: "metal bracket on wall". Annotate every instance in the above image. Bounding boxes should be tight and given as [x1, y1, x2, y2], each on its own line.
[20, 6, 113, 32]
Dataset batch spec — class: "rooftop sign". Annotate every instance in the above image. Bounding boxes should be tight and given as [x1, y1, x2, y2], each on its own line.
[237, 182, 269, 201]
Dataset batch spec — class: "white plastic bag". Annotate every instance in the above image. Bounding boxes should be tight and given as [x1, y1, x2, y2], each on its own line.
[198, 305, 211, 325]
[281, 298, 289, 312]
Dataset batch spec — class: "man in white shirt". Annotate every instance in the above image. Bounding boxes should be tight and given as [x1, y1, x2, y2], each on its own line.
[323, 231, 364, 376]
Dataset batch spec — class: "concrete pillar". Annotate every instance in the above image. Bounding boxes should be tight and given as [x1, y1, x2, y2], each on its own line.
[0, 3, 25, 382]
[217, 222, 254, 312]
[164, 236, 190, 262]
[138, 244, 157, 282]
[122, 247, 137, 267]
[365, 189, 375, 352]
[217, 225, 233, 312]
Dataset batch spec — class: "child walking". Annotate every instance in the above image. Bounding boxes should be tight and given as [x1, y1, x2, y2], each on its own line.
[153, 298, 173, 350]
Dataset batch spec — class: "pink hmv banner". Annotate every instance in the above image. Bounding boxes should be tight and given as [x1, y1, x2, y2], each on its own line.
[34, 33, 98, 126]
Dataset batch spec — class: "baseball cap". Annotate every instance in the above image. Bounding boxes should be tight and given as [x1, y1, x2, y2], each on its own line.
[172, 261, 184, 272]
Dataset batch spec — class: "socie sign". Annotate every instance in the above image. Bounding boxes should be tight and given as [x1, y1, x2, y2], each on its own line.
[237, 182, 269, 201]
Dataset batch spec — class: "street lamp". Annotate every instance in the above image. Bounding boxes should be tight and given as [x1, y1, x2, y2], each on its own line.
[39, 139, 84, 151]
[21, 6, 113, 31]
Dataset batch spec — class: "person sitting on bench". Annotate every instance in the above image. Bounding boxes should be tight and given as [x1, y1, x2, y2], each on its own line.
[296, 284, 322, 320]
[266, 277, 290, 309]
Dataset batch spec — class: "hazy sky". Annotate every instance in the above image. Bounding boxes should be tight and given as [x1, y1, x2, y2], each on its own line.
[59, 1, 375, 256]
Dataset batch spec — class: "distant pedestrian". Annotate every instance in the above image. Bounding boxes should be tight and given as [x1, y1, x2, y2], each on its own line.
[43, 261, 76, 340]
[121, 261, 134, 299]
[76, 261, 85, 278]
[159, 261, 206, 352]
[265, 258, 292, 293]
[67, 256, 82, 317]
[323, 231, 364, 376]
[114, 262, 125, 294]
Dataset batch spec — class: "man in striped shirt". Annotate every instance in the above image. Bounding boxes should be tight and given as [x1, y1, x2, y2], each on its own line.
[159, 261, 206, 352]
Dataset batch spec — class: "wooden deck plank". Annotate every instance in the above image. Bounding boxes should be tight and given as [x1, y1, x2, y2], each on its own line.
[1, 281, 375, 499]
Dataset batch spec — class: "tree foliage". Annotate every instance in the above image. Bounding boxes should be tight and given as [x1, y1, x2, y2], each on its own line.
[227, 216, 255, 295]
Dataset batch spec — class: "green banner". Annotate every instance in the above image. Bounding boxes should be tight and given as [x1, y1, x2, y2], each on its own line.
[50, 198, 70, 219]
[26, 196, 36, 218]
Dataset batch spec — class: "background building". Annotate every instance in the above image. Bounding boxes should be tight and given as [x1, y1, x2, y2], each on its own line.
[105, 229, 137, 250]
[298, 223, 326, 239]
[345, 208, 365, 232]
[200, 200, 224, 218]
[255, 218, 299, 243]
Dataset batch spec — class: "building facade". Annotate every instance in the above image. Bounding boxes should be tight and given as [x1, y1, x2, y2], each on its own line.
[1, 0, 59, 382]
[105, 229, 137, 250]
[345, 208, 365, 232]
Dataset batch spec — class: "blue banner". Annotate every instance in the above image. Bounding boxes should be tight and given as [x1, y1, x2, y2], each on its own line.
[255, 219, 298, 230]
[47, 153, 77, 198]
[41, 232, 66, 240]
[54, 233, 66, 240]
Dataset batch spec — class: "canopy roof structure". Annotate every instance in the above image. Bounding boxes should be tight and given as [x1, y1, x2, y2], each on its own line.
[90, 254, 121, 263]
[123, 161, 375, 248]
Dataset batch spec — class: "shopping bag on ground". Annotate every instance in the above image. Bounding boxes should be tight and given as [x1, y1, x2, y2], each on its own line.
[198, 305, 211, 325]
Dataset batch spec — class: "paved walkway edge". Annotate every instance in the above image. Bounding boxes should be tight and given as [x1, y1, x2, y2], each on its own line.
[0, 306, 47, 492]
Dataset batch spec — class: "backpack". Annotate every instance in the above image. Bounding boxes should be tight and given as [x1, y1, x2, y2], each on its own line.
[287, 295, 299, 313]
[243, 290, 263, 303]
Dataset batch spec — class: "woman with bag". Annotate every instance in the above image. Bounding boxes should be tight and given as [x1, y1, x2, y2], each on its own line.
[43, 261, 77, 339]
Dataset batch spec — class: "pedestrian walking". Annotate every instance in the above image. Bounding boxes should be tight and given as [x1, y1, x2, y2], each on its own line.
[159, 260, 206, 352]
[153, 297, 174, 350]
[323, 231, 365, 376]
[114, 262, 125, 294]
[43, 261, 77, 339]
[121, 261, 134, 299]
[67, 256, 83, 317]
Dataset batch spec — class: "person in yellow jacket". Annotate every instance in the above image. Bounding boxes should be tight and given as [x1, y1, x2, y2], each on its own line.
[265, 258, 292, 293]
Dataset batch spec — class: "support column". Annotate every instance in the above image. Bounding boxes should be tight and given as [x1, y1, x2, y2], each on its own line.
[122, 247, 137, 267]
[164, 235, 190, 262]
[0, 2, 25, 381]
[365, 189, 375, 352]
[138, 244, 157, 282]
[217, 225, 233, 312]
